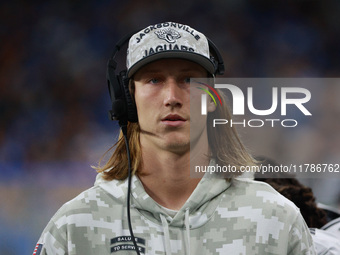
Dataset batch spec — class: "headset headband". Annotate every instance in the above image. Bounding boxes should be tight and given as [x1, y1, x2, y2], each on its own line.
[107, 30, 225, 125]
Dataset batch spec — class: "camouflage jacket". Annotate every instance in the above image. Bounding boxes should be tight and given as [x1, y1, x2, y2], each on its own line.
[34, 173, 315, 255]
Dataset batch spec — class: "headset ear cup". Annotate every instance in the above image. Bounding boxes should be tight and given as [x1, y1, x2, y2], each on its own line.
[121, 75, 138, 123]
[107, 59, 129, 122]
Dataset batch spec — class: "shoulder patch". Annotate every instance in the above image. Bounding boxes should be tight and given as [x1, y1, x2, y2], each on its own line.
[33, 243, 43, 255]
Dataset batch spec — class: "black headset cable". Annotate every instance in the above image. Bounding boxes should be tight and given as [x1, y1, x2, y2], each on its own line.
[121, 124, 141, 255]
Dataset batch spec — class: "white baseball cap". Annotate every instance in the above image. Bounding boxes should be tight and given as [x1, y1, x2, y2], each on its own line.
[126, 21, 216, 78]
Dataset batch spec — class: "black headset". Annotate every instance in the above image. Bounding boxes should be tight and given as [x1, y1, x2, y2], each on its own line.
[106, 31, 225, 126]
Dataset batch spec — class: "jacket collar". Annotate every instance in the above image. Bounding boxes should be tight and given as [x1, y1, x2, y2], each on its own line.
[95, 166, 231, 228]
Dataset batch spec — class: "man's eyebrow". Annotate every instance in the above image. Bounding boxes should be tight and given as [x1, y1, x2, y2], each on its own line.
[141, 68, 203, 74]
[179, 68, 204, 73]
[140, 69, 161, 74]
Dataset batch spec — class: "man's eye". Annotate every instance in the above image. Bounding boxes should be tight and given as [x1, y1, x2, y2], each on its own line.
[149, 78, 160, 84]
[184, 77, 191, 83]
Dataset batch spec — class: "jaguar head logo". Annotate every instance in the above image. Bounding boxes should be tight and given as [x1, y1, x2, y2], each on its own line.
[155, 28, 181, 43]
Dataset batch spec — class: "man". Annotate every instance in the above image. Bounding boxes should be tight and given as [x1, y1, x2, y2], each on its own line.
[34, 22, 315, 255]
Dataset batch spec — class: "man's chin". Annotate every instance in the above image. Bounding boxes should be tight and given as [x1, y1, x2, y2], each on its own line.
[162, 139, 190, 154]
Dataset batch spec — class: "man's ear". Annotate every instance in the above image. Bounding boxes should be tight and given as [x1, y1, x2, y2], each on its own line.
[207, 96, 216, 113]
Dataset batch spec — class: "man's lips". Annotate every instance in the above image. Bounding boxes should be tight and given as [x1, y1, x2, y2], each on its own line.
[161, 114, 186, 127]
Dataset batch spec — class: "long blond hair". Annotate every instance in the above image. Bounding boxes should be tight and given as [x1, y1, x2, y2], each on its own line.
[94, 82, 255, 180]
[207, 91, 255, 177]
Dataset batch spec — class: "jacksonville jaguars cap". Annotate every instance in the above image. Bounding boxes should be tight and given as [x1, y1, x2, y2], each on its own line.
[126, 22, 216, 78]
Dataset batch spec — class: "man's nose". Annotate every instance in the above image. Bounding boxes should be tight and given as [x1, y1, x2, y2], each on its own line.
[163, 78, 183, 107]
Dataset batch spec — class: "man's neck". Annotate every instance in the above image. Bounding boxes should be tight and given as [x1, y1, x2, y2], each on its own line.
[138, 149, 199, 210]
[138, 137, 210, 211]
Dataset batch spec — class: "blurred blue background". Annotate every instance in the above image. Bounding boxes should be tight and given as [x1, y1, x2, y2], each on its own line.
[1, 0, 340, 254]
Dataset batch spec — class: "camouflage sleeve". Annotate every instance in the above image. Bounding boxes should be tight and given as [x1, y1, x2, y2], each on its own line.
[34, 215, 68, 255]
[288, 212, 316, 255]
